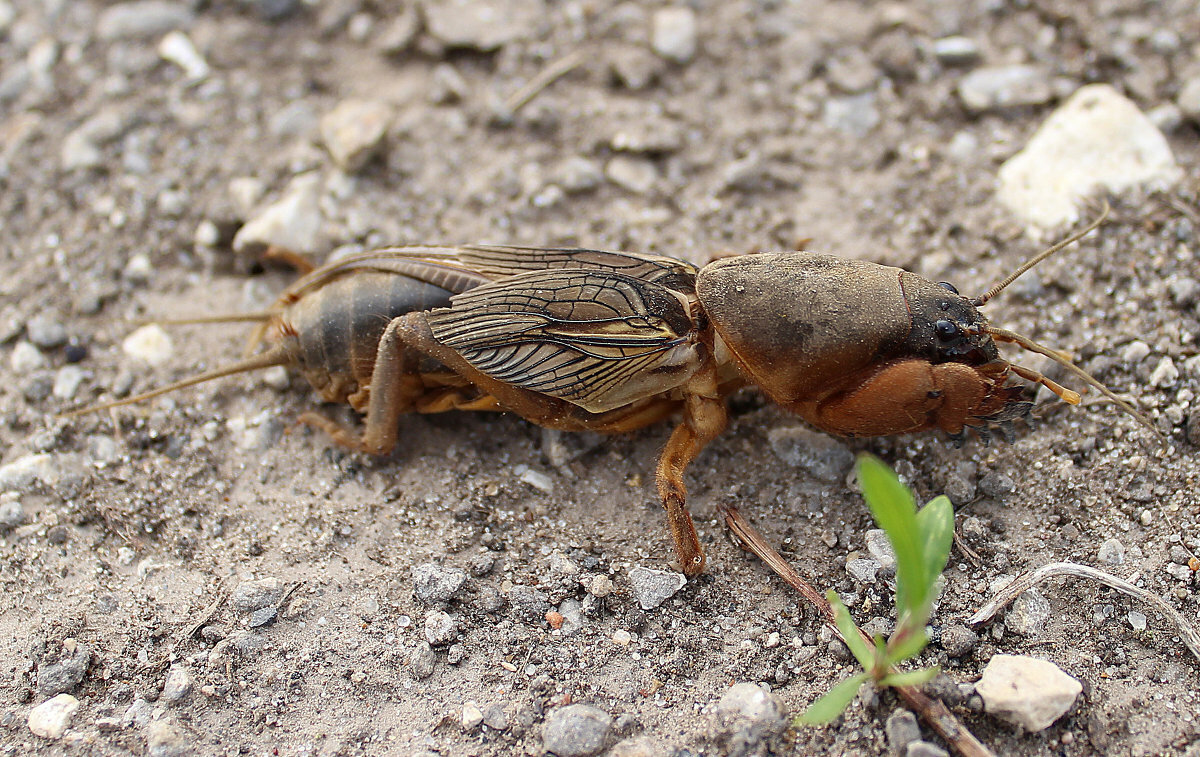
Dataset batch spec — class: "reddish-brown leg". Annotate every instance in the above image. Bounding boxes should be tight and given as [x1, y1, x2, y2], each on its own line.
[803, 359, 995, 437]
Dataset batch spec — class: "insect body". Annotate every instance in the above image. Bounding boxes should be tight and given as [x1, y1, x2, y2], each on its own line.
[70, 211, 1148, 575]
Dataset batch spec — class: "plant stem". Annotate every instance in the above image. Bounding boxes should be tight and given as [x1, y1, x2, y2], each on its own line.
[718, 502, 995, 757]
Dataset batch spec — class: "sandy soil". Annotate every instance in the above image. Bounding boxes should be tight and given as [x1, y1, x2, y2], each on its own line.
[1, 0, 1199, 755]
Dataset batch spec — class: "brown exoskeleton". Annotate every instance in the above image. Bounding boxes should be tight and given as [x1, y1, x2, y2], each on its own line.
[68, 207, 1152, 575]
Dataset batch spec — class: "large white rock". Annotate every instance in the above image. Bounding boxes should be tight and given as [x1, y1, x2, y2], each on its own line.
[975, 654, 1082, 731]
[997, 84, 1181, 235]
[232, 173, 325, 255]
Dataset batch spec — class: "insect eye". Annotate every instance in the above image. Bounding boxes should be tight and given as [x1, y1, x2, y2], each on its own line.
[935, 319, 960, 340]
[937, 281, 959, 295]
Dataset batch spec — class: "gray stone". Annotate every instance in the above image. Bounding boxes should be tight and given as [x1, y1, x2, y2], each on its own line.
[122, 698, 154, 728]
[975, 654, 1081, 731]
[825, 48, 878, 93]
[939, 624, 978, 658]
[412, 562, 468, 604]
[715, 683, 786, 750]
[907, 741, 949, 757]
[36, 642, 89, 696]
[320, 100, 392, 172]
[61, 109, 136, 171]
[864, 530, 897, 572]
[160, 665, 191, 704]
[238, 0, 300, 21]
[957, 65, 1052, 113]
[997, 84, 1181, 234]
[651, 7, 698, 63]
[424, 610, 457, 646]
[482, 703, 508, 730]
[508, 585, 551, 622]
[247, 606, 277, 627]
[28, 694, 79, 739]
[146, 720, 193, 757]
[1005, 589, 1050, 635]
[0, 453, 59, 492]
[1127, 610, 1148, 631]
[609, 736, 668, 757]
[553, 157, 604, 194]
[885, 708, 920, 754]
[846, 558, 880, 585]
[558, 599, 585, 635]
[766, 425, 854, 483]
[978, 471, 1015, 499]
[822, 93, 880, 137]
[1178, 77, 1200, 122]
[0, 496, 25, 530]
[97, 1, 193, 40]
[231, 577, 283, 613]
[409, 641, 435, 679]
[233, 173, 325, 255]
[542, 704, 613, 757]
[605, 156, 658, 194]
[423, 0, 546, 51]
[1097, 537, 1125, 565]
[25, 314, 66, 349]
[628, 566, 686, 610]
[932, 36, 981, 66]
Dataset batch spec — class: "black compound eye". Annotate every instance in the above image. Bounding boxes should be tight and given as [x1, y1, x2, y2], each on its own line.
[937, 281, 959, 295]
[935, 319, 960, 340]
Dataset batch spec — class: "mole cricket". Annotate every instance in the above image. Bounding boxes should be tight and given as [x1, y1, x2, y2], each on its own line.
[68, 206, 1152, 574]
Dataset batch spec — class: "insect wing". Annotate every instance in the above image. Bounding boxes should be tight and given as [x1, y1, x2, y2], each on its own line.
[424, 269, 703, 413]
[453, 245, 699, 290]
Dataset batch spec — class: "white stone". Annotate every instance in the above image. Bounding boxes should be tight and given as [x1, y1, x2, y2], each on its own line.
[28, 694, 79, 739]
[1149, 356, 1178, 388]
[11, 340, 46, 372]
[997, 84, 1181, 235]
[158, 31, 209, 81]
[122, 324, 174, 367]
[628, 566, 686, 610]
[233, 173, 325, 255]
[652, 7, 698, 63]
[423, 0, 545, 51]
[975, 654, 1081, 731]
[461, 701, 484, 730]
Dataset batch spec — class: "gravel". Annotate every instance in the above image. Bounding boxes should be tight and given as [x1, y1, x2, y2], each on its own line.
[36, 642, 90, 696]
[232, 577, 284, 613]
[651, 7, 698, 64]
[409, 642, 436, 680]
[27, 694, 79, 739]
[424, 610, 457, 646]
[1005, 589, 1051, 636]
[885, 708, 921, 754]
[160, 665, 192, 704]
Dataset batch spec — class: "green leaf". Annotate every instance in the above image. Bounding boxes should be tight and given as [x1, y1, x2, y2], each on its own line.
[878, 666, 941, 689]
[884, 626, 928, 664]
[915, 494, 954, 595]
[829, 590, 874, 671]
[856, 455, 925, 615]
[796, 673, 871, 725]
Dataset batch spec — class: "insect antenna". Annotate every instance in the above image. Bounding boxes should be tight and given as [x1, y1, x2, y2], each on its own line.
[58, 345, 290, 418]
[983, 325, 1163, 441]
[971, 201, 1110, 307]
[138, 312, 274, 326]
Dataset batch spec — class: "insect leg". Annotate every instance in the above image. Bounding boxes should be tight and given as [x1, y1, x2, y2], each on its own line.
[298, 317, 425, 455]
[654, 367, 727, 576]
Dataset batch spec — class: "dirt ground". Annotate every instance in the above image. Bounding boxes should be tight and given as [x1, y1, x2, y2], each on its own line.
[2, 0, 1199, 755]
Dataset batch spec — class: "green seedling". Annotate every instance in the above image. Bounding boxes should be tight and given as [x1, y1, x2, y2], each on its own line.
[799, 454, 954, 725]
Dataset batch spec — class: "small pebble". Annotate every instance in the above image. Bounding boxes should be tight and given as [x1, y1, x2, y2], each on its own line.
[461, 701, 484, 731]
[766, 425, 854, 483]
[422, 0, 544, 51]
[412, 562, 468, 605]
[1149, 357, 1178, 388]
[542, 704, 613, 757]
[410, 642, 435, 679]
[232, 173, 325, 255]
[1097, 537, 1125, 565]
[651, 7, 698, 63]
[320, 99, 392, 172]
[611, 629, 632, 646]
[0, 496, 25, 530]
[907, 741, 950, 757]
[28, 694, 79, 739]
[424, 610, 457, 646]
[483, 704, 508, 731]
[11, 340, 46, 372]
[715, 683, 786, 749]
[97, 1, 194, 40]
[507, 585, 551, 622]
[1006, 589, 1050, 635]
[36, 642, 89, 696]
[145, 719, 190, 757]
[122, 324, 173, 366]
[864, 530, 897, 572]
[558, 599, 585, 635]
[588, 575, 615, 598]
[25, 314, 67, 349]
[158, 30, 209, 80]
[1177, 77, 1200, 122]
[627, 566, 686, 610]
[978, 471, 1015, 499]
[957, 65, 1053, 112]
[231, 577, 283, 613]
[247, 606, 277, 627]
[886, 708, 921, 753]
[605, 156, 658, 194]
[160, 665, 191, 704]
[846, 558, 880, 585]
[1122, 340, 1151, 364]
[554, 157, 604, 194]
[468, 552, 495, 577]
[821, 92, 880, 137]
[932, 36, 980, 66]
[939, 624, 979, 658]
[1127, 611, 1148, 631]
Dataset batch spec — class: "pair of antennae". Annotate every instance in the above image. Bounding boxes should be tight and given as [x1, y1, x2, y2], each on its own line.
[967, 201, 1162, 442]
